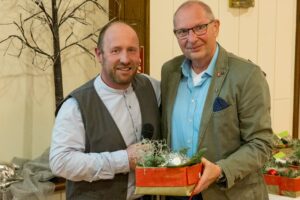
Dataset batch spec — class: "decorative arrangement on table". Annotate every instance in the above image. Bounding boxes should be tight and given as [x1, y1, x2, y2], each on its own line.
[0, 162, 22, 189]
[263, 131, 300, 198]
[134, 139, 206, 197]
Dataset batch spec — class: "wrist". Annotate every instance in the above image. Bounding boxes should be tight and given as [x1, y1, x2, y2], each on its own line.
[216, 167, 226, 184]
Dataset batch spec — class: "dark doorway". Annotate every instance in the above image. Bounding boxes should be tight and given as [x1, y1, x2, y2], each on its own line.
[109, 0, 150, 74]
[293, 0, 300, 138]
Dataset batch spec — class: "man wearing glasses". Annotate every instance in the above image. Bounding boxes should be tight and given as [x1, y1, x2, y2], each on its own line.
[161, 1, 273, 200]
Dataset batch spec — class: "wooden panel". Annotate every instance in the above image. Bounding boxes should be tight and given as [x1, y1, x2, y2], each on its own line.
[46, 192, 61, 200]
[202, 0, 219, 18]
[173, 0, 186, 57]
[61, 192, 66, 200]
[150, 0, 174, 78]
[218, 0, 239, 55]
[257, 0, 276, 121]
[273, 99, 293, 135]
[274, 0, 296, 99]
[293, 0, 300, 138]
[109, 0, 150, 73]
[239, 6, 258, 62]
[123, 0, 146, 46]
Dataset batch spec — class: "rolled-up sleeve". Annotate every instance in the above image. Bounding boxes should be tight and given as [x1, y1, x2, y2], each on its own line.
[49, 98, 130, 182]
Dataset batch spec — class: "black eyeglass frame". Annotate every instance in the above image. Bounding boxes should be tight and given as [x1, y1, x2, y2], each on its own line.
[173, 20, 215, 38]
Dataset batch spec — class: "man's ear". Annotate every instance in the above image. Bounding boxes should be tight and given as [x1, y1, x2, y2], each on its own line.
[212, 20, 220, 37]
[95, 47, 102, 63]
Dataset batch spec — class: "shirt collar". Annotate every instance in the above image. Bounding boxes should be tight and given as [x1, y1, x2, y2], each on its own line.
[95, 75, 133, 94]
[181, 44, 219, 78]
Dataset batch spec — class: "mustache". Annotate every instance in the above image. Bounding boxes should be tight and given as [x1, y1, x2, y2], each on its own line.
[115, 64, 139, 70]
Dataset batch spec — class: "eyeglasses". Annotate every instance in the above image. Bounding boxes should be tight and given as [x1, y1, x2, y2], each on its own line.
[173, 20, 215, 39]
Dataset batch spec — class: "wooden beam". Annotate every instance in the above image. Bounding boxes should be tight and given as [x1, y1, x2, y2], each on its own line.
[293, 0, 300, 138]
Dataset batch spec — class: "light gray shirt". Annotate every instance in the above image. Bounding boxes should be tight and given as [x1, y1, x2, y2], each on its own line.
[49, 74, 160, 200]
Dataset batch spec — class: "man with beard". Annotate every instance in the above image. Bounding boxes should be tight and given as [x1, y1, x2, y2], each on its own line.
[49, 21, 160, 200]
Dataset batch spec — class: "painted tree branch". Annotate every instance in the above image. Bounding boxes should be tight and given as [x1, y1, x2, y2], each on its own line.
[0, 0, 115, 107]
[0, 21, 52, 59]
[59, 0, 106, 27]
[33, 0, 53, 26]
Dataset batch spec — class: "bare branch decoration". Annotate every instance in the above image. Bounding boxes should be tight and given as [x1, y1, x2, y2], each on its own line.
[0, 0, 118, 107]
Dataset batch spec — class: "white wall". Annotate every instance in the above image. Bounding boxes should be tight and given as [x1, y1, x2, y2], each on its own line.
[0, 0, 297, 162]
[150, 0, 297, 136]
[0, 0, 108, 161]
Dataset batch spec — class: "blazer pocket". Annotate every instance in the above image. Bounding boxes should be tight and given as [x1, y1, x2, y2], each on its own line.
[213, 97, 230, 112]
[212, 104, 233, 116]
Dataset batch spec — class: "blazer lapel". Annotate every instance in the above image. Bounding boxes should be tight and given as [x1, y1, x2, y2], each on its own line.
[166, 69, 181, 145]
[198, 46, 229, 147]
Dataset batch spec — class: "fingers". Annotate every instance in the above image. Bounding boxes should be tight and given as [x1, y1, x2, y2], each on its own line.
[127, 144, 139, 170]
[192, 157, 222, 194]
[193, 174, 208, 194]
[126, 143, 150, 170]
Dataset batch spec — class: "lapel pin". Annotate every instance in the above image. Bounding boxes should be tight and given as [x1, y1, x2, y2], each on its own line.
[217, 71, 224, 77]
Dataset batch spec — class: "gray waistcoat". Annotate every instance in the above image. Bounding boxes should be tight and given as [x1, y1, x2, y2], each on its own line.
[57, 74, 160, 200]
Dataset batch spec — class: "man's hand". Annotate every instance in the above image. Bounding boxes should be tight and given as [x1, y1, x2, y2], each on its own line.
[192, 157, 222, 194]
[126, 143, 150, 170]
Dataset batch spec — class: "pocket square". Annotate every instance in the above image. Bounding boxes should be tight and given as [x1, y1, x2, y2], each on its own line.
[213, 97, 229, 112]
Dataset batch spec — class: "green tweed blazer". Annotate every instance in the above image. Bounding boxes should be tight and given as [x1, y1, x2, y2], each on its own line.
[161, 45, 273, 200]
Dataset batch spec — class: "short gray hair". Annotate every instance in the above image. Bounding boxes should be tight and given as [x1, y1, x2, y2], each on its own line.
[173, 0, 215, 26]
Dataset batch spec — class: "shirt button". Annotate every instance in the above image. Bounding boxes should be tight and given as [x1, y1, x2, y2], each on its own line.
[187, 140, 191, 143]
[191, 99, 195, 103]
[189, 119, 192, 122]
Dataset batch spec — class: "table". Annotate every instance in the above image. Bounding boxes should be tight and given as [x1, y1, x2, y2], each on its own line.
[269, 194, 300, 200]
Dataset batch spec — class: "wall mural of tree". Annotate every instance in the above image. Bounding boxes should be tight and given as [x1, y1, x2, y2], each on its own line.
[0, 0, 118, 107]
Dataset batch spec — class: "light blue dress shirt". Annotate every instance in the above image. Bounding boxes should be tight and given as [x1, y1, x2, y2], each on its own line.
[171, 45, 219, 157]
